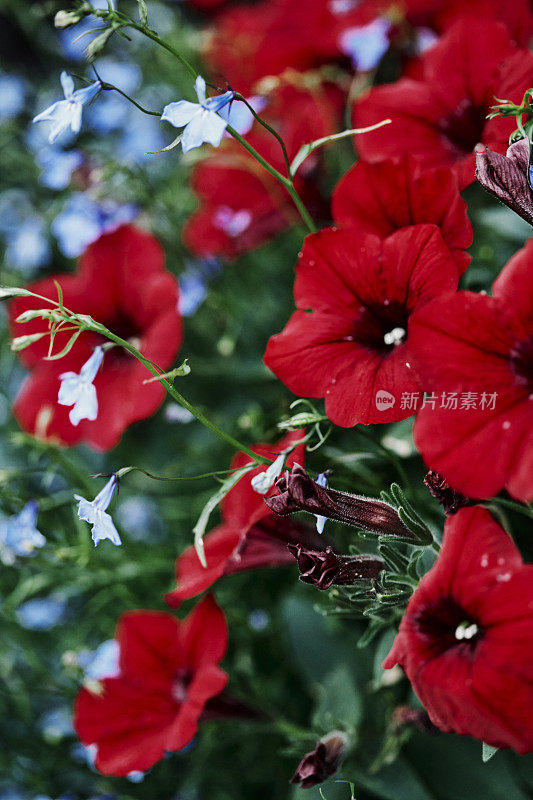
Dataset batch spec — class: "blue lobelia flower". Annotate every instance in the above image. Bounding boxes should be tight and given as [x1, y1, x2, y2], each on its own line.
[36, 148, 83, 190]
[78, 638, 120, 680]
[58, 346, 104, 426]
[52, 193, 137, 258]
[5, 215, 51, 272]
[75, 475, 121, 547]
[33, 71, 101, 144]
[0, 72, 26, 121]
[315, 473, 328, 534]
[339, 17, 391, 71]
[15, 593, 67, 630]
[161, 76, 234, 153]
[0, 500, 46, 558]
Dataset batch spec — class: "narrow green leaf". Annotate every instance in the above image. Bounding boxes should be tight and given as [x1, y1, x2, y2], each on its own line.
[289, 119, 391, 176]
[0, 286, 31, 299]
[44, 330, 82, 361]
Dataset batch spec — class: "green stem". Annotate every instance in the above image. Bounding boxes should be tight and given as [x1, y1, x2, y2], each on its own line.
[227, 125, 317, 232]
[100, 81, 161, 116]
[234, 92, 291, 177]
[95, 327, 271, 465]
[486, 497, 533, 520]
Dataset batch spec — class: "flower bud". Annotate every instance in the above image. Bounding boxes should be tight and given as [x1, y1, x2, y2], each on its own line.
[475, 138, 533, 226]
[289, 544, 385, 590]
[265, 464, 413, 539]
[10, 333, 47, 352]
[291, 731, 349, 789]
[54, 6, 89, 28]
[277, 411, 325, 430]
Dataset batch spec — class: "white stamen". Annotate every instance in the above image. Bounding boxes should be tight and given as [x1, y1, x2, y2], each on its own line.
[383, 327, 406, 346]
[455, 622, 479, 641]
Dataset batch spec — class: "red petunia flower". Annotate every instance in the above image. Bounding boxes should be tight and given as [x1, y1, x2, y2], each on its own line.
[263, 224, 459, 426]
[74, 596, 228, 775]
[409, 239, 533, 503]
[332, 156, 472, 274]
[384, 506, 533, 754]
[353, 20, 533, 189]
[165, 430, 326, 607]
[8, 225, 182, 451]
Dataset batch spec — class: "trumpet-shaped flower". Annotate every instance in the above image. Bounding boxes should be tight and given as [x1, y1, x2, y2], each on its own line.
[33, 72, 101, 144]
[58, 346, 104, 426]
[75, 475, 121, 547]
[0, 500, 45, 559]
[161, 76, 234, 153]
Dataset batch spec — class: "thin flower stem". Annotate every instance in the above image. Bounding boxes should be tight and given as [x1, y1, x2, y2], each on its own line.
[99, 81, 161, 116]
[90, 326, 272, 465]
[234, 92, 292, 177]
[227, 125, 317, 232]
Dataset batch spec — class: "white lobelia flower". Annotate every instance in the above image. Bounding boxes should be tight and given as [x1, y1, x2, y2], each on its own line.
[58, 346, 104, 426]
[251, 452, 287, 495]
[33, 71, 101, 144]
[315, 473, 328, 534]
[161, 76, 234, 153]
[75, 474, 121, 547]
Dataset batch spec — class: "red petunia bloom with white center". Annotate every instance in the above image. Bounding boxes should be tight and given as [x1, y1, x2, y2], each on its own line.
[331, 156, 472, 275]
[165, 430, 326, 608]
[74, 596, 228, 775]
[263, 224, 459, 427]
[353, 20, 533, 189]
[409, 239, 533, 503]
[8, 225, 182, 452]
[384, 506, 533, 754]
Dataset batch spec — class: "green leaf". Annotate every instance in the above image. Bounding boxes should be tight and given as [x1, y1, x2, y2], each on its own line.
[192, 464, 256, 566]
[289, 120, 391, 177]
[0, 287, 31, 299]
[312, 664, 362, 731]
[482, 743, 498, 762]
[138, 0, 148, 25]
[44, 330, 82, 361]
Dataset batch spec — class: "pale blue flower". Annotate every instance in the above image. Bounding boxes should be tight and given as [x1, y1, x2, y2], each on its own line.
[213, 206, 252, 237]
[248, 609, 269, 631]
[251, 452, 286, 494]
[315, 473, 328, 534]
[36, 148, 83, 190]
[127, 772, 145, 784]
[57, 0, 107, 61]
[78, 639, 120, 680]
[5, 216, 51, 271]
[219, 95, 266, 136]
[117, 496, 165, 541]
[0, 73, 25, 120]
[178, 257, 221, 316]
[87, 58, 141, 135]
[16, 593, 67, 630]
[413, 27, 439, 55]
[52, 194, 137, 257]
[75, 475, 121, 547]
[39, 707, 74, 741]
[0, 501, 46, 558]
[164, 403, 195, 424]
[339, 18, 391, 71]
[58, 346, 104, 426]
[33, 71, 101, 144]
[161, 76, 234, 153]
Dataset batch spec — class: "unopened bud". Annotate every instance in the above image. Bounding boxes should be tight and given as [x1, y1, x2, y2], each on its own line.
[289, 544, 385, 590]
[54, 9, 85, 28]
[291, 731, 349, 789]
[278, 411, 325, 430]
[86, 28, 114, 60]
[475, 138, 533, 226]
[424, 471, 469, 515]
[265, 464, 413, 539]
[11, 333, 47, 351]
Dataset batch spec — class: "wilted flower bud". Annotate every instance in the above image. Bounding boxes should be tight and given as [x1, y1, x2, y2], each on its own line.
[277, 411, 325, 431]
[291, 731, 349, 789]
[289, 544, 385, 590]
[265, 464, 413, 539]
[475, 138, 533, 226]
[392, 706, 438, 735]
[86, 27, 114, 61]
[424, 471, 469, 515]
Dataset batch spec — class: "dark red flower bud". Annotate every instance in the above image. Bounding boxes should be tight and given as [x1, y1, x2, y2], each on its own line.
[265, 464, 413, 539]
[423, 471, 469, 515]
[392, 706, 438, 735]
[290, 732, 348, 789]
[288, 544, 385, 590]
[475, 139, 533, 226]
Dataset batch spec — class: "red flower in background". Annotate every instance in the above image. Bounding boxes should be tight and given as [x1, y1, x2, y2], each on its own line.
[8, 225, 182, 452]
[384, 506, 533, 754]
[74, 596, 228, 775]
[409, 240, 533, 503]
[184, 81, 341, 261]
[165, 431, 326, 607]
[331, 156, 472, 274]
[353, 20, 533, 188]
[264, 224, 459, 426]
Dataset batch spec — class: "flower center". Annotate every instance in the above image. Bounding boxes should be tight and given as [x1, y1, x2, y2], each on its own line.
[352, 301, 409, 354]
[510, 334, 533, 389]
[171, 667, 192, 705]
[440, 99, 486, 155]
[414, 597, 483, 658]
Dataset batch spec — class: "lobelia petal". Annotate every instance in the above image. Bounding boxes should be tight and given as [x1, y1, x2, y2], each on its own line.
[161, 101, 201, 128]
[69, 382, 98, 426]
[194, 75, 207, 105]
[60, 70, 75, 99]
